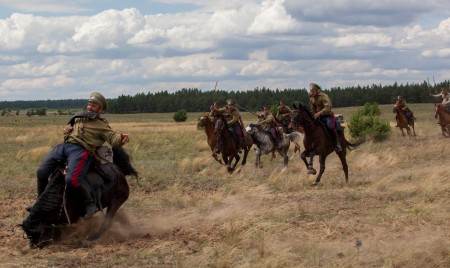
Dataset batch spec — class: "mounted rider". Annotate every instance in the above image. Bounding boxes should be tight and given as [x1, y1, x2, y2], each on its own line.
[430, 88, 450, 112]
[256, 106, 279, 144]
[210, 99, 244, 153]
[28, 92, 130, 219]
[309, 83, 342, 152]
[276, 100, 293, 133]
[395, 96, 415, 126]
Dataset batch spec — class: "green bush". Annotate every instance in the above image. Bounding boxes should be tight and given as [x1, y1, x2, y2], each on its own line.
[348, 103, 391, 142]
[173, 109, 188, 122]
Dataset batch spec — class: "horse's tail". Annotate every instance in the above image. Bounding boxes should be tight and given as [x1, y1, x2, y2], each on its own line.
[287, 132, 304, 150]
[112, 147, 139, 177]
[344, 136, 364, 150]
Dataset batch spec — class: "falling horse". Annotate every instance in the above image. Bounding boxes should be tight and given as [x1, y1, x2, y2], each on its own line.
[197, 114, 223, 164]
[20, 147, 138, 248]
[289, 103, 361, 185]
[214, 114, 253, 173]
[246, 123, 304, 168]
[435, 104, 450, 137]
[393, 101, 416, 137]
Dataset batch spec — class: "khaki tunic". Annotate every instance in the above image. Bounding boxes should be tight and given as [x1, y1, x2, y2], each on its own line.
[65, 117, 123, 153]
[257, 113, 276, 130]
[276, 106, 292, 121]
[310, 92, 332, 115]
[212, 107, 241, 126]
[431, 93, 450, 107]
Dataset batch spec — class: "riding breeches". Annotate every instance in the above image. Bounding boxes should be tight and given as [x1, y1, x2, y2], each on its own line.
[36, 143, 94, 195]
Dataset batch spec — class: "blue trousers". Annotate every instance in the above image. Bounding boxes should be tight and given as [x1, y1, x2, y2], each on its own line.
[36, 143, 93, 195]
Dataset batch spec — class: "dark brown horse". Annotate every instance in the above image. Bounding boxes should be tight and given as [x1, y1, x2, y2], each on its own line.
[20, 147, 138, 248]
[289, 103, 360, 185]
[393, 101, 416, 137]
[197, 114, 223, 164]
[435, 104, 450, 137]
[214, 114, 252, 173]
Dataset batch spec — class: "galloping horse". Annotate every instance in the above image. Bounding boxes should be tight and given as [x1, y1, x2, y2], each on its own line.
[435, 104, 450, 137]
[246, 123, 304, 168]
[214, 114, 252, 173]
[289, 103, 360, 185]
[197, 114, 223, 164]
[21, 147, 138, 248]
[393, 101, 416, 137]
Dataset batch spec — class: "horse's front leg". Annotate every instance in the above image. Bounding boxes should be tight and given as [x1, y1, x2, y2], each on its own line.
[280, 148, 289, 167]
[312, 155, 327, 185]
[301, 150, 316, 174]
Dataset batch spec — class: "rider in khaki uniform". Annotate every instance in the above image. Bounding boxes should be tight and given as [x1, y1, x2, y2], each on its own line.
[210, 99, 244, 153]
[257, 106, 278, 143]
[30, 92, 129, 218]
[430, 88, 450, 112]
[276, 100, 293, 132]
[309, 83, 342, 152]
[395, 96, 415, 126]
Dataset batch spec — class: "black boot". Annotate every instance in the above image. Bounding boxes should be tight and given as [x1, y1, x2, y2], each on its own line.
[78, 181, 98, 219]
[333, 130, 342, 152]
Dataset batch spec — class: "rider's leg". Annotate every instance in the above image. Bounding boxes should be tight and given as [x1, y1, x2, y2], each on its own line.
[214, 131, 221, 154]
[326, 116, 342, 152]
[65, 144, 97, 219]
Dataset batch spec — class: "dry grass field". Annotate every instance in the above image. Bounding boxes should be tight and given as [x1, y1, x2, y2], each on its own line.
[0, 103, 449, 268]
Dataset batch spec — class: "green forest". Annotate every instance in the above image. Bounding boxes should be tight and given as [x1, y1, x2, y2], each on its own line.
[1, 80, 448, 114]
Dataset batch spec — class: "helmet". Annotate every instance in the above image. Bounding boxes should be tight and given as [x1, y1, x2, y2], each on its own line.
[309, 83, 321, 91]
[88, 92, 108, 110]
[227, 99, 236, 105]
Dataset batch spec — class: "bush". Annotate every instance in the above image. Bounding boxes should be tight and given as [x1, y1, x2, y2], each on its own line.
[348, 103, 391, 142]
[173, 109, 188, 122]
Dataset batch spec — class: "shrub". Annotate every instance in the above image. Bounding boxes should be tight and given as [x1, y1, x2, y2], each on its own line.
[348, 103, 391, 142]
[173, 109, 188, 122]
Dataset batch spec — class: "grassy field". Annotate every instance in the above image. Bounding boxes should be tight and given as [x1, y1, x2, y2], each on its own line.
[0, 103, 449, 268]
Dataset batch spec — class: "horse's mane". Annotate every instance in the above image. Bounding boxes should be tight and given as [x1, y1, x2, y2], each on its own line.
[298, 103, 314, 118]
[112, 147, 138, 177]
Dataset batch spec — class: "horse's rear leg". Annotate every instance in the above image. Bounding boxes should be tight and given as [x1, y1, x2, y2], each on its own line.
[336, 151, 349, 182]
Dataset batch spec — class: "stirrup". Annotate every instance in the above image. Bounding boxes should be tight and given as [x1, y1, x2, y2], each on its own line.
[335, 144, 342, 152]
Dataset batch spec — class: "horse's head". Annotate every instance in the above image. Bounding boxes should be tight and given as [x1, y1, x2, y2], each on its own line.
[197, 114, 212, 128]
[290, 102, 313, 129]
[21, 218, 60, 248]
[245, 123, 259, 135]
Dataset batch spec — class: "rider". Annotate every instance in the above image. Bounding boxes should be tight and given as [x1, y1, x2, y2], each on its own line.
[210, 99, 244, 153]
[257, 106, 279, 144]
[28, 92, 130, 219]
[309, 83, 342, 152]
[395, 96, 415, 126]
[276, 100, 293, 133]
[430, 88, 450, 112]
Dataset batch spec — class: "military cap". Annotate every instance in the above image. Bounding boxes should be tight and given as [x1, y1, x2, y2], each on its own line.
[89, 92, 108, 110]
[397, 96, 404, 100]
[227, 99, 236, 105]
[309, 83, 321, 91]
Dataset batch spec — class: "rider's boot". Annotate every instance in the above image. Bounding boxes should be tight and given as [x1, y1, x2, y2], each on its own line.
[78, 181, 98, 219]
[333, 130, 342, 152]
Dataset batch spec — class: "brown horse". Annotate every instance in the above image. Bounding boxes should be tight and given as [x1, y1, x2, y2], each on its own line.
[214, 114, 253, 173]
[289, 103, 360, 185]
[197, 114, 223, 164]
[435, 104, 450, 137]
[393, 101, 416, 137]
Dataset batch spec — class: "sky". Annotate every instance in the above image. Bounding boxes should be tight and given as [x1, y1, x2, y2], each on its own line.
[0, 0, 449, 101]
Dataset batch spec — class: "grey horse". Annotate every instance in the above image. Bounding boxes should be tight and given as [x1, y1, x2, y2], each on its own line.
[246, 123, 304, 168]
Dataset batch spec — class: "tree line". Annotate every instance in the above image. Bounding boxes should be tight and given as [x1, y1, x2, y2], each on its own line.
[1, 80, 448, 114]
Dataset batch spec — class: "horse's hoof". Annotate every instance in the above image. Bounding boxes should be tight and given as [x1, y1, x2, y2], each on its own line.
[307, 169, 316, 175]
[311, 181, 318, 186]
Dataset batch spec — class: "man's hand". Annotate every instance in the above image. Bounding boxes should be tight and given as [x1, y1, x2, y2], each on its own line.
[314, 112, 321, 119]
[121, 133, 129, 144]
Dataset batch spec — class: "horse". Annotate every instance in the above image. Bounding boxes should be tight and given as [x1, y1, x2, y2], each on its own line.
[246, 123, 304, 168]
[435, 104, 450, 137]
[197, 114, 223, 164]
[20, 146, 138, 248]
[393, 101, 416, 137]
[289, 103, 360, 185]
[214, 114, 252, 173]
